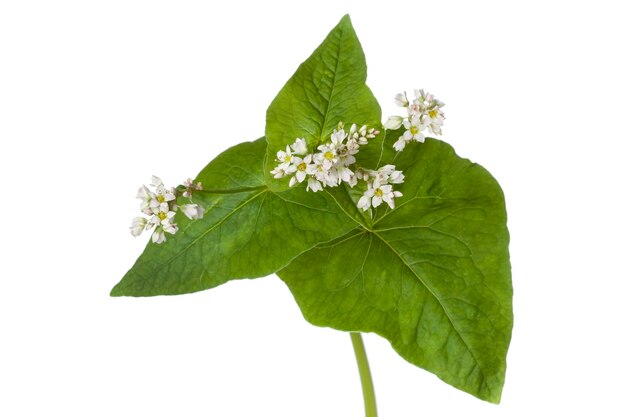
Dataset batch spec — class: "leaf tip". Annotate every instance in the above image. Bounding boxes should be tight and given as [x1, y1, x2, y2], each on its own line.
[109, 282, 125, 297]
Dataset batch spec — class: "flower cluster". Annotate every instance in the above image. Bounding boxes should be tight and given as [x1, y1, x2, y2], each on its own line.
[130, 176, 204, 244]
[270, 123, 379, 193]
[356, 165, 404, 210]
[271, 122, 406, 211]
[271, 89, 443, 213]
[384, 89, 445, 151]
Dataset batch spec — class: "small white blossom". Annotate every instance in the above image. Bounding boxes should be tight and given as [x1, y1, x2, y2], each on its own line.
[152, 228, 166, 244]
[316, 143, 338, 169]
[149, 177, 176, 211]
[395, 92, 409, 107]
[130, 217, 148, 237]
[288, 154, 315, 187]
[306, 177, 323, 192]
[377, 165, 405, 184]
[136, 185, 155, 214]
[149, 206, 176, 227]
[181, 204, 205, 220]
[276, 145, 297, 169]
[357, 181, 403, 211]
[292, 138, 308, 155]
[335, 164, 355, 184]
[393, 137, 408, 152]
[384, 116, 404, 130]
[402, 115, 426, 143]
[270, 166, 287, 179]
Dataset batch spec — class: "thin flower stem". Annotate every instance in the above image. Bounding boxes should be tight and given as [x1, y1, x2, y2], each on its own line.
[350, 332, 378, 417]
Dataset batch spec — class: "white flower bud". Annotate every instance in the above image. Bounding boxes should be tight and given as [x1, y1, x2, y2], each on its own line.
[130, 217, 147, 237]
[394, 93, 409, 107]
[384, 116, 404, 130]
[292, 138, 308, 155]
[181, 204, 205, 220]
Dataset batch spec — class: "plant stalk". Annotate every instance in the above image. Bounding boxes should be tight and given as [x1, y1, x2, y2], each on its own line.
[350, 332, 378, 417]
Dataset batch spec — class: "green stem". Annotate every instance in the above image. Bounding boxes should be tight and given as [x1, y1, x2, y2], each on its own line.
[350, 332, 378, 417]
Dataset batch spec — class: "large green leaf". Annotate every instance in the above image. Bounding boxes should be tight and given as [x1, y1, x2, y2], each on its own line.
[277, 138, 512, 403]
[111, 138, 357, 297]
[264, 15, 382, 191]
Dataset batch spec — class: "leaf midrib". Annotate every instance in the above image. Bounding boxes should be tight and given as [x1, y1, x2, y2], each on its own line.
[317, 24, 344, 144]
[156, 188, 268, 269]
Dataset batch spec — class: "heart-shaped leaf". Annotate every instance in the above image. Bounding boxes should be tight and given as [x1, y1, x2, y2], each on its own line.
[278, 138, 512, 403]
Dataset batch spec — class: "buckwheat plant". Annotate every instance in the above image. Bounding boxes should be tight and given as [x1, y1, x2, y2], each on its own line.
[113, 15, 512, 417]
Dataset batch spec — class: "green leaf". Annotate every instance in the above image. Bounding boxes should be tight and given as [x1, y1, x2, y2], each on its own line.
[111, 138, 357, 297]
[277, 138, 512, 403]
[264, 14, 381, 191]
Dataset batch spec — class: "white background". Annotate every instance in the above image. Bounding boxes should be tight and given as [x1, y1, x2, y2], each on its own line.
[1, 1, 625, 416]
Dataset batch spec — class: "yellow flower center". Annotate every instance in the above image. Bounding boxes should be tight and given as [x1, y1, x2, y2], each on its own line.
[429, 109, 438, 118]
[158, 212, 168, 221]
[374, 188, 383, 197]
[157, 195, 165, 203]
[285, 155, 292, 162]
[324, 151, 334, 160]
[297, 162, 307, 171]
[410, 125, 419, 135]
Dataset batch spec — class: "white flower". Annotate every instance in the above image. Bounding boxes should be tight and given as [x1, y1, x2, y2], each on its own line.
[306, 177, 323, 192]
[330, 128, 347, 148]
[335, 164, 355, 184]
[270, 166, 287, 178]
[288, 154, 315, 187]
[149, 206, 176, 226]
[345, 138, 360, 155]
[402, 115, 426, 143]
[136, 185, 155, 214]
[395, 92, 409, 107]
[149, 179, 176, 211]
[357, 187, 373, 211]
[276, 145, 296, 169]
[316, 144, 338, 169]
[151, 227, 166, 244]
[130, 217, 147, 236]
[147, 207, 178, 243]
[162, 220, 178, 235]
[180, 204, 205, 220]
[384, 116, 404, 130]
[393, 137, 408, 152]
[425, 106, 445, 135]
[292, 138, 308, 155]
[357, 181, 403, 211]
[151, 221, 178, 244]
[377, 165, 405, 184]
